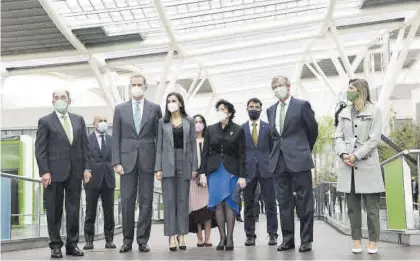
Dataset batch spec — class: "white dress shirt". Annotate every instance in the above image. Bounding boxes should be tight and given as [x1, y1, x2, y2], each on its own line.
[55, 110, 73, 142]
[249, 118, 261, 134]
[132, 98, 144, 122]
[275, 95, 291, 135]
[96, 131, 106, 150]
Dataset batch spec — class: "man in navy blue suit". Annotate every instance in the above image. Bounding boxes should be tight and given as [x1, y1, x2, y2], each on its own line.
[242, 98, 278, 247]
[267, 76, 318, 253]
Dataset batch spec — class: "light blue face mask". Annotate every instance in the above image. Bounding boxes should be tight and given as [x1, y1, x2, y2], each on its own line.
[54, 100, 68, 114]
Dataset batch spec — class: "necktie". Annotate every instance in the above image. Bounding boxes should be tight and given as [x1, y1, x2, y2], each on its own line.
[251, 122, 258, 145]
[62, 115, 72, 144]
[279, 102, 286, 135]
[134, 102, 141, 134]
[100, 134, 105, 152]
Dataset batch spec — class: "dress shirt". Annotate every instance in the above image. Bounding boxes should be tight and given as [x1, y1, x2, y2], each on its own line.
[95, 131, 105, 150]
[248, 118, 261, 134]
[275, 95, 291, 135]
[55, 110, 73, 143]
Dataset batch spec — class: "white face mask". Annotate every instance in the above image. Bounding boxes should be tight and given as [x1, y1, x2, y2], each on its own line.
[217, 110, 228, 122]
[131, 87, 144, 98]
[274, 86, 289, 100]
[54, 100, 68, 114]
[167, 102, 179, 113]
[97, 122, 108, 133]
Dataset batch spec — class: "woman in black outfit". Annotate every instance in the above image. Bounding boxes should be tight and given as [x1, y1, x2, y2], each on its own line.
[198, 99, 247, 251]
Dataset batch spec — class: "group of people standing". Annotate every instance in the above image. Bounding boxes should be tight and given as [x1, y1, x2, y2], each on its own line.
[35, 73, 385, 258]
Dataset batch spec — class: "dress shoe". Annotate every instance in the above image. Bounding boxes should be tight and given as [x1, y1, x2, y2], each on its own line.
[65, 246, 84, 256]
[177, 235, 187, 250]
[105, 242, 116, 249]
[245, 237, 256, 246]
[119, 244, 132, 253]
[197, 243, 204, 247]
[50, 248, 63, 258]
[277, 242, 295, 251]
[216, 238, 226, 251]
[299, 243, 312, 252]
[139, 243, 150, 252]
[83, 242, 94, 250]
[204, 242, 212, 247]
[225, 237, 234, 251]
[268, 235, 277, 246]
[236, 215, 243, 222]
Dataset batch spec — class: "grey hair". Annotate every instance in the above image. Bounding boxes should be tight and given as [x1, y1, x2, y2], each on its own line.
[271, 75, 290, 87]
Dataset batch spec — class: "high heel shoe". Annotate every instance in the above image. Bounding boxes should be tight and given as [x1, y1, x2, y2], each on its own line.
[225, 237, 234, 251]
[169, 236, 177, 251]
[177, 235, 187, 250]
[216, 238, 226, 251]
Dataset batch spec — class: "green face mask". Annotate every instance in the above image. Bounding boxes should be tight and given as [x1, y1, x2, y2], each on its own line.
[347, 91, 359, 102]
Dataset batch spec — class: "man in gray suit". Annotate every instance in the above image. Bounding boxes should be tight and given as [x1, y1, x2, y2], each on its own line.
[112, 75, 162, 253]
[267, 75, 318, 253]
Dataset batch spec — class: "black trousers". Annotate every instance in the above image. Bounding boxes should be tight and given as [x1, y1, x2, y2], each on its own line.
[45, 175, 82, 250]
[244, 175, 278, 238]
[274, 162, 314, 245]
[84, 178, 115, 243]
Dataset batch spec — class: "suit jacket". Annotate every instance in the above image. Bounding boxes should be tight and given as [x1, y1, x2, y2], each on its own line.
[267, 97, 318, 173]
[242, 120, 274, 180]
[87, 132, 115, 189]
[112, 99, 162, 174]
[154, 117, 198, 180]
[35, 112, 90, 182]
[199, 121, 245, 178]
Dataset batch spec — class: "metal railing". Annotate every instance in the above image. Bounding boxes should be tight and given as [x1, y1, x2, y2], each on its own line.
[314, 149, 420, 230]
[0, 172, 163, 241]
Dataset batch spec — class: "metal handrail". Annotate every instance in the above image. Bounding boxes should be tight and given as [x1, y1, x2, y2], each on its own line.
[1, 172, 41, 183]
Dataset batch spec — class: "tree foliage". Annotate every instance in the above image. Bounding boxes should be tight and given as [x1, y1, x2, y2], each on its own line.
[313, 116, 336, 183]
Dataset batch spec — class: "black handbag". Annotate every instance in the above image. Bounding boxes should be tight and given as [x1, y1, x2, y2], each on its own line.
[232, 183, 242, 205]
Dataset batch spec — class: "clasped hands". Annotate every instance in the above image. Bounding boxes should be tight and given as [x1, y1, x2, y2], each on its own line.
[342, 153, 357, 167]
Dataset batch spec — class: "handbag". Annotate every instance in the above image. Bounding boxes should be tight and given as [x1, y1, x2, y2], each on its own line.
[232, 183, 242, 205]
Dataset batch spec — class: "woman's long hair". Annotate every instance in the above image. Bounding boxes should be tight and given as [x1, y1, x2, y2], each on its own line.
[193, 114, 207, 137]
[350, 78, 371, 112]
[163, 92, 188, 123]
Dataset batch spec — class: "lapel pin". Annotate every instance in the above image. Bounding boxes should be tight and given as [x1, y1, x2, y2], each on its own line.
[230, 131, 234, 136]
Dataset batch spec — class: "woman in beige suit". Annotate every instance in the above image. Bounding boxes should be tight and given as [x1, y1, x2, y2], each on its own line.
[335, 78, 385, 254]
[155, 92, 198, 251]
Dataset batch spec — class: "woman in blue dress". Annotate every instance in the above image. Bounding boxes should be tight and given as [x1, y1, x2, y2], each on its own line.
[198, 99, 247, 251]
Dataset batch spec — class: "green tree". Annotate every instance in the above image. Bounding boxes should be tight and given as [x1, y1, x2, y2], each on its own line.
[313, 116, 335, 184]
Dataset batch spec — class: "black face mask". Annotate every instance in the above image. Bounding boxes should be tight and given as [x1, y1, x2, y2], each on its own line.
[248, 110, 261, 120]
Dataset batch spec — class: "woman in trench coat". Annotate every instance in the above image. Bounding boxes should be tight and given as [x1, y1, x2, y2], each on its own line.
[334, 78, 385, 255]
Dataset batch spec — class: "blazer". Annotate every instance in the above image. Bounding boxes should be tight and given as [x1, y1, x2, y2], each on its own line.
[199, 121, 246, 178]
[267, 97, 318, 173]
[335, 103, 385, 193]
[87, 132, 115, 189]
[112, 99, 162, 174]
[35, 112, 90, 182]
[242, 120, 274, 180]
[154, 117, 198, 180]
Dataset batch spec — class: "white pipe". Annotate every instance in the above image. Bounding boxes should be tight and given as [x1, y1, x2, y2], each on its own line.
[154, 49, 174, 103]
[188, 77, 207, 102]
[328, 24, 356, 79]
[37, 0, 87, 52]
[186, 67, 203, 99]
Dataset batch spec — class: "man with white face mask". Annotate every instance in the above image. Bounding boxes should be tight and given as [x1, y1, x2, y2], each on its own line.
[266, 75, 318, 253]
[83, 116, 116, 250]
[112, 75, 162, 253]
[35, 90, 91, 258]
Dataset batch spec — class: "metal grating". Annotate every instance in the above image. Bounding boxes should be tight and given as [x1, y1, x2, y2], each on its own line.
[1, 0, 75, 56]
[360, 0, 420, 9]
[72, 27, 144, 47]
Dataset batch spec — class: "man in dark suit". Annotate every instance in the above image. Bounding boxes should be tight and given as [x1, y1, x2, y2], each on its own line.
[35, 90, 91, 258]
[83, 116, 116, 250]
[413, 176, 419, 210]
[112, 75, 162, 253]
[267, 75, 318, 252]
[242, 98, 278, 247]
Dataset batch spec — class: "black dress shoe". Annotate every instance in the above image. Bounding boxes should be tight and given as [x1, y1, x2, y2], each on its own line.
[51, 248, 63, 258]
[245, 237, 256, 246]
[216, 238, 226, 251]
[299, 242, 312, 252]
[268, 235, 277, 246]
[65, 246, 84, 256]
[105, 242, 116, 249]
[139, 244, 150, 252]
[119, 244, 132, 253]
[225, 237, 234, 251]
[83, 242, 94, 250]
[277, 242, 295, 251]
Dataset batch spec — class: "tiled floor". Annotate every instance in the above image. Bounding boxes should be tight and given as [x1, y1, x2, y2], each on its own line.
[3, 216, 420, 260]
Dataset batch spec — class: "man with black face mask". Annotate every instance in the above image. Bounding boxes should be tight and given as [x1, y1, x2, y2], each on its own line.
[241, 98, 278, 247]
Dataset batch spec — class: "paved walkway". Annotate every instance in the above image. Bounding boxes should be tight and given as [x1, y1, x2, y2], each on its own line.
[3, 217, 420, 260]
